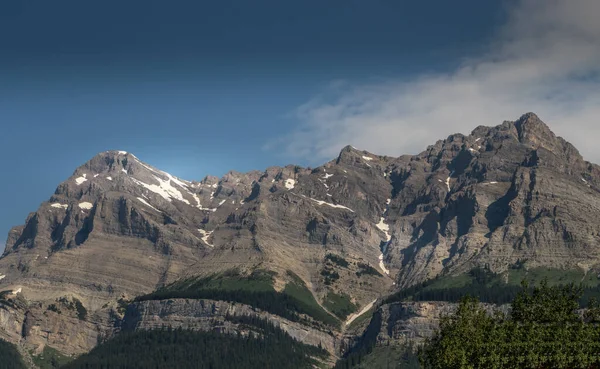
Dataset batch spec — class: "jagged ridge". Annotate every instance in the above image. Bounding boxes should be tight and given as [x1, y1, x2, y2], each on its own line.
[2, 113, 600, 362]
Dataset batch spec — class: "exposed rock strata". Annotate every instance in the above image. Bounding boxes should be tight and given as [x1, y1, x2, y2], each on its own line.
[1, 113, 599, 363]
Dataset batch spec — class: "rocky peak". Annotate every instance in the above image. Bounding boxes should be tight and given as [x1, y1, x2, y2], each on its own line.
[511, 113, 585, 172]
[514, 112, 557, 148]
[336, 145, 380, 168]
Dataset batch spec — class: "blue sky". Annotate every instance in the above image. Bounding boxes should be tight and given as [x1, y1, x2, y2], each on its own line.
[2, 0, 600, 251]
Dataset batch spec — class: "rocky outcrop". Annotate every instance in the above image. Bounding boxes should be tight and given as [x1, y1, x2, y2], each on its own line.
[122, 298, 341, 355]
[370, 302, 455, 346]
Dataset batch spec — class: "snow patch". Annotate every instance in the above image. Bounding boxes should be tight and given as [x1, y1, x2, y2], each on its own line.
[446, 171, 454, 192]
[379, 254, 390, 275]
[302, 195, 354, 212]
[285, 179, 296, 190]
[165, 173, 190, 189]
[323, 173, 333, 179]
[468, 148, 476, 153]
[582, 178, 588, 183]
[118, 151, 127, 155]
[134, 157, 192, 187]
[192, 193, 202, 207]
[345, 299, 377, 327]
[192, 192, 217, 211]
[376, 217, 390, 240]
[475, 138, 481, 142]
[362, 156, 374, 161]
[106, 177, 112, 181]
[131, 175, 191, 205]
[376, 216, 392, 274]
[11, 288, 21, 295]
[93, 174, 99, 178]
[136, 197, 161, 212]
[198, 229, 214, 247]
[121, 169, 128, 174]
[78, 202, 93, 210]
[75, 174, 88, 185]
[0, 275, 5, 281]
[218, 199, 226, 206]
[50, 203, 68, 209]
[489, 181, 498, 184]
[376, 198, 393, 276]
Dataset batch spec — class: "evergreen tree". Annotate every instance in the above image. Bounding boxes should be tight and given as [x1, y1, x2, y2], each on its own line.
[420, 280, 600, 368]
[0, 339, 26, 369]
[63, 316, 328, 369]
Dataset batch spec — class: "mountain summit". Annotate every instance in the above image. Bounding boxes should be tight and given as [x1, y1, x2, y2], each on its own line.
[1, 113, 600, 361]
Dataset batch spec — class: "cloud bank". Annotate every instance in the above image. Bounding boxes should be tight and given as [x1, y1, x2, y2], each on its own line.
[283, 0, 600, 163]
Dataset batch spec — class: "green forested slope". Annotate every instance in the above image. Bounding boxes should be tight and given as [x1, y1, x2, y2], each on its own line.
[0, 339, 26, 369]
[386, 267, 600, 305]
[63, 316, 327, 369]
[421, 281, 600, 368]
[136, 270, 340, 327]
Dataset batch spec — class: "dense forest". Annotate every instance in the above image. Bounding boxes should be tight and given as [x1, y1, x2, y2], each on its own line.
[0, 339, 26, 369]
[63, 316, 327, 369]
[385, 267, 600, 306]
[136, 270, 340, 327]
[420, 281, 600, 368]
[334, 309, 419, 369]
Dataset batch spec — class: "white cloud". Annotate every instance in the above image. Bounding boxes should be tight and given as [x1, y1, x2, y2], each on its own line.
[281, 0, 600, 164]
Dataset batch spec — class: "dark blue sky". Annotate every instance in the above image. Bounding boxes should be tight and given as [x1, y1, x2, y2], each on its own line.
[0, 0, 506, 247]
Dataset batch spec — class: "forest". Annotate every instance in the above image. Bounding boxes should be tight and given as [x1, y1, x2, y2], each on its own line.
[385, 267, 600, 306]
[136, 270, 340, 327]
[420, 281, 600, 368]
[0, 339, 26, 369]
[63, 315, 327, 369]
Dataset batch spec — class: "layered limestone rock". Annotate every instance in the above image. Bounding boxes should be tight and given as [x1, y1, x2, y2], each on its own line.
[1, 113, 600, 361]
[122, 299, 341, 355]
[0, 149, 395, 356]
[384, 113, 600, 287]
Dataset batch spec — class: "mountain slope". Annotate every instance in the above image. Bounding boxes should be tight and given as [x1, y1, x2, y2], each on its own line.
[1, 113, 600, 363]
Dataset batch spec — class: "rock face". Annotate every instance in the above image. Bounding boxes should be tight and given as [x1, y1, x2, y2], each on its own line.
[369, 302, 455, 346]
[358, 301, 511, 352]
[122, 298, 341, 355]
[386, 113, 600, 287]
[1, 113, 600, 360]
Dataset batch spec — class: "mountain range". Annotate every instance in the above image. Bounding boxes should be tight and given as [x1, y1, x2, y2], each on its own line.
[2, 112, 600, 367]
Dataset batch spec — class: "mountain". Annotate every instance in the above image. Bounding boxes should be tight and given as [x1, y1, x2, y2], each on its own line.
[2, 113, 600, 366]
